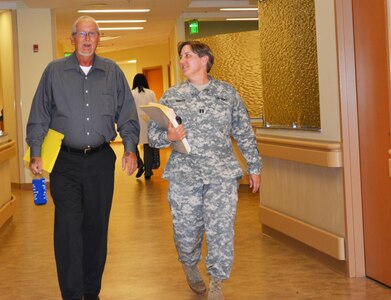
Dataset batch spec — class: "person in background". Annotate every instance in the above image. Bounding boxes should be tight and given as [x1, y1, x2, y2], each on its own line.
[26, 16, 139, 300]
[148, 40, 262, 300]
[131, 73, 158, 180]
[0, 109, 3, 131]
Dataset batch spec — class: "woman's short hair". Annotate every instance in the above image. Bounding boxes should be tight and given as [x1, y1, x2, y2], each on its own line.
[178, 41, 214, 73]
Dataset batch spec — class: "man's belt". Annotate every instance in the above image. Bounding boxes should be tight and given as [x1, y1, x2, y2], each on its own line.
[60, 143, 109, 155]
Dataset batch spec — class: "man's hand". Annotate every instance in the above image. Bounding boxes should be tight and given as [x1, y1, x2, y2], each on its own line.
[29, 157, 43, 175]
[167, 122, 186, 142]
[249, 174, 261, 193]
[122, 151, 137, 175]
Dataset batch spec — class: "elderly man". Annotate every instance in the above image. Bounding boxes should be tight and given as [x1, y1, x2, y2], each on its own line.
[26, 16, 139, 300]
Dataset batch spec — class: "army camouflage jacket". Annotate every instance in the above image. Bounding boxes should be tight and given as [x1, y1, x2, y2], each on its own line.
[148, 76, 262, 184]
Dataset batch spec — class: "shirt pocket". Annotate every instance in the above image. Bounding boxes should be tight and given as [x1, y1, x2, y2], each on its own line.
[99, 90, 116, 116]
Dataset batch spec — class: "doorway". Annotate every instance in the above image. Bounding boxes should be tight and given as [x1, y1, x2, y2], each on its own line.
[143, 66, 164, 100]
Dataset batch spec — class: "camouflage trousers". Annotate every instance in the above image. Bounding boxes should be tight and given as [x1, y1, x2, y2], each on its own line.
[168, 179, 239, 280]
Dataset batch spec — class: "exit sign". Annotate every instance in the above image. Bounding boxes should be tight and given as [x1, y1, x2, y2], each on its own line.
[189, 20, 198, 35]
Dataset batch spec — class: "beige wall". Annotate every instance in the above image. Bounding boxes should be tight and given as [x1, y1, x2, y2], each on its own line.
[172, 16, 186, 84]
[168, 28, 178, 87]
[261, 157, 345, 236]
[101, 43, 171, 94]
[17, 8, 54, 183]
[117, 62, 138, 89]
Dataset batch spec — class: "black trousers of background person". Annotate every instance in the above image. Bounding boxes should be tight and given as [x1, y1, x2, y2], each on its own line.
[136, 143, 154, 177]
[50, 145, 116, 300]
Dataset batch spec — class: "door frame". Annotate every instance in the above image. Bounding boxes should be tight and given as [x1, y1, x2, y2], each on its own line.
[335, 0, 366, 277]
[387, 0, 391, 135]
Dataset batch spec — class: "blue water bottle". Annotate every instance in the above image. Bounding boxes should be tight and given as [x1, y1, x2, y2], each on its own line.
[32, 178, 47, 205]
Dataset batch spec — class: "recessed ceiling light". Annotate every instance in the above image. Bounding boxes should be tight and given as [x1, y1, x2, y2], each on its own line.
[99, 27, 144, 31]
[226, 18, 259, 21]
[100, 36, 120, 41]
[96, 20, 146, 23]
[220, 8, 258, 11]
[78, 9, 150, 13]
[117, 60, 137, 64]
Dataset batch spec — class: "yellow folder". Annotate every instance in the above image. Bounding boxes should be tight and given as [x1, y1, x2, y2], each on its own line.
[24, 129, 65, 173]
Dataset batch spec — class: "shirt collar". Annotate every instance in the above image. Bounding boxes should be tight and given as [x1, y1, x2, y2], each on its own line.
[64, 52, 108, 72]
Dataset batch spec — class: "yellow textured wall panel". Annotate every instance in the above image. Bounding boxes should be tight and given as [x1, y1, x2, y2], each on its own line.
[259, 0, 320, 128]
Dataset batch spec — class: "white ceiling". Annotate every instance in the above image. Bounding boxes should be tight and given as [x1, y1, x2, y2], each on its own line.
[0, 0, 258, 54]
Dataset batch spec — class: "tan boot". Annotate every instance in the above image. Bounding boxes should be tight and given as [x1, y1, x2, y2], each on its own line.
[182, 264, 206, 294]
[208, 277, 224, 300]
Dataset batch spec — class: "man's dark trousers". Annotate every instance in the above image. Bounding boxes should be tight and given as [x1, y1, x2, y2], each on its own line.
[50, 145, 116, 300]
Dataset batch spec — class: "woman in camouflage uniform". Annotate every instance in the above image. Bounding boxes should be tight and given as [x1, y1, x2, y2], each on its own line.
[148, 41, 262, 300]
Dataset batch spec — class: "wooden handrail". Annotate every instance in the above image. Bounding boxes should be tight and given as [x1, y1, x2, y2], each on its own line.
[256, 135, 342, 167]
[0, 140, 16, 164]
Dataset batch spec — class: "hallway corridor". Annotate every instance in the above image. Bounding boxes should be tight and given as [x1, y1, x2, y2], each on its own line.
[0, 143, 390, 299]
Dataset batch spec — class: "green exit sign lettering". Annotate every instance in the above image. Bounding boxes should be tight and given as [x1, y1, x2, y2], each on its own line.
[189, 20, 198, 35]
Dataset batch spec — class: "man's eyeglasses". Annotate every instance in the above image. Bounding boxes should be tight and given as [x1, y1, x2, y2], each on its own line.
[73, 31, 99, 39]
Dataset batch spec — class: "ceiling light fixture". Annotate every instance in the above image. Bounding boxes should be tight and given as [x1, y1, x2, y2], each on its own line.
[78, 9, 150, 13]
[99, 27, 144, 30]
[117, 60, 137, 64]
[220, 8, 258, 11]
[226, 18, 259, 21]
[100, 36, 120, 41]
[96, 20, 146, 23]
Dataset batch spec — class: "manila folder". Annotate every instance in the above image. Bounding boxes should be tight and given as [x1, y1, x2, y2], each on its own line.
[140, 102, 191, 154]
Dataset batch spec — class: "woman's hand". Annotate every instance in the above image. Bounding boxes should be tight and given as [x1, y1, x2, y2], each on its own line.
[167, 122, 186, 142]
[249, 174, 261, 193]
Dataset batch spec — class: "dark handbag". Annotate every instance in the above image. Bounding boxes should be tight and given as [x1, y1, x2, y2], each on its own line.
[152, 148, 160, 169]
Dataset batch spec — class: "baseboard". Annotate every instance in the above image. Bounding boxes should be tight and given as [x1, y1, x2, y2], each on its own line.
[0, 195, 16, 229]
[259, 205, 346, 260]
[262, 225, 347, 275]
